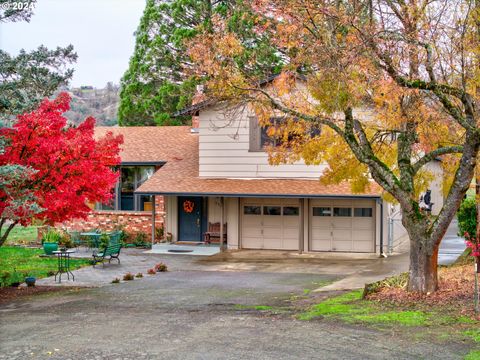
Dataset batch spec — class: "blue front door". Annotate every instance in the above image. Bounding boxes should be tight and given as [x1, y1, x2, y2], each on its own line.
[178, 197, 203, 241]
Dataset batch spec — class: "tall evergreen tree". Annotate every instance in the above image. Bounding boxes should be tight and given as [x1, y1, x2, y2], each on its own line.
[118, 0, 281, 126]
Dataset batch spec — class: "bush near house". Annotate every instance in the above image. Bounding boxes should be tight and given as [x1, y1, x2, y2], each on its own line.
[458, 197, 476, 239]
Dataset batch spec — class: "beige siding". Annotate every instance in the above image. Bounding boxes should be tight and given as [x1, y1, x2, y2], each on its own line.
[226, 198, 239, 249]
[207, 196, 240, 249]
[165, 196, 178, 242]
[198, 106, 325, 178]
[425, 160, 444, 216]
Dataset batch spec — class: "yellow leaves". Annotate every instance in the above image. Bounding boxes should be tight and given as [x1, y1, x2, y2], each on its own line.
[273, 72, 295, 97]
[307, 68, 367, 114]
[216, 33, 244, 58]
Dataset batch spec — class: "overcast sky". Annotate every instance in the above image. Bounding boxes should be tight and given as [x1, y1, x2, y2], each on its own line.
[0, 0, 145, 88]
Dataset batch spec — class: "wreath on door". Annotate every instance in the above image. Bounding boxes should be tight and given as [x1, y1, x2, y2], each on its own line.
[183, 200, 194, 213]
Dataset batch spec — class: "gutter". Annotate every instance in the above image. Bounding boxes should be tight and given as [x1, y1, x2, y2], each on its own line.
[134, 191, 382, 199]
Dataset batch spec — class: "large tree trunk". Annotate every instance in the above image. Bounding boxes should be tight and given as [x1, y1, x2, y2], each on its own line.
[0, 221, 17, 247]
[408, 238, 440, 292]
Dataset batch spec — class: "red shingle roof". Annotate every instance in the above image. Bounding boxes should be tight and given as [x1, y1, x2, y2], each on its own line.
[94, 126, 195, 164]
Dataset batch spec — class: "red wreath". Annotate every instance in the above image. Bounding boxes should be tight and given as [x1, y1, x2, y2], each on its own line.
[183, 200, 194, 213]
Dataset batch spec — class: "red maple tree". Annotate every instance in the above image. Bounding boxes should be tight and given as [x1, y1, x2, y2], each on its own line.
[0, 93, 123, 245]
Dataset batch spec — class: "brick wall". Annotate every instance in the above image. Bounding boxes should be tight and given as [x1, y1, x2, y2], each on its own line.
[60, 196, 165, 235]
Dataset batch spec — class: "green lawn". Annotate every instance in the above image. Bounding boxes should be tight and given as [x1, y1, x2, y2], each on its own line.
[0, 247, 90, 286]
[0, 226, 38, 245]
[298, 290, 480, 359]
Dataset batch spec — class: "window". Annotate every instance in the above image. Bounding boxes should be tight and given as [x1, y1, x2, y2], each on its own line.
[120, 167, 135, 210]
[283, 206, 299, 216]
[244, 206, 261, 215]
[333, 207, 352, 217]
[354, 208, 373, 217]
[312, 207, 332, 216]
[96, 166, 155, 211]
[263, 206, 281, 215]
[249, 116, 322, 152]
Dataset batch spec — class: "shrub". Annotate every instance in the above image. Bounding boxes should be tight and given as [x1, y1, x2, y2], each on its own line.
[135, 272, 143, 278]
[147, 268, 156, 275]
[41, 229, 62, 244]
[111, 278, 120, 284]
[114, 226, 132, 245]
[363, 272, 409, 298]
[58, 231, 74, 249]
[154, 263, 168, 272]
[134, 232, 148, 247]
[458, 197, 476, 238]
[155, 226, 164, 241]
[123, 273, 134, 281]
[99, 233, 110, 249]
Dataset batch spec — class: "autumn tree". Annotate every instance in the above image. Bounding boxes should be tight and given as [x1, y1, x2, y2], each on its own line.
[118, 0, 281, 126]
[190, 0, 480, 293]
[0, 93, 123, 246]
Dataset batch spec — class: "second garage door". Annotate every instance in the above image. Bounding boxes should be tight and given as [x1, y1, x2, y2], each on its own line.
[241, 198, 300, 250]
[310, 199, 376, 252]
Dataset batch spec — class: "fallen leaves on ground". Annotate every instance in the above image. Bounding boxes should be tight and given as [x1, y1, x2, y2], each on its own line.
[367, 265, 479, 319]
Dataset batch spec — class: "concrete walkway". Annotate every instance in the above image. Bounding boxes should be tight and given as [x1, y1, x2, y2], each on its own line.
[37, 247, 410, 290]
[2, 254, 469, 360]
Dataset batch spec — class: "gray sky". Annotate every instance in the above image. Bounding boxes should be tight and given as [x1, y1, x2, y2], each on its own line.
[0, 0, 145, 88]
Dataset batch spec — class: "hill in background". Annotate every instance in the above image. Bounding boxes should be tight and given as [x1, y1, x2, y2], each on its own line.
[59, 82, 119, 126]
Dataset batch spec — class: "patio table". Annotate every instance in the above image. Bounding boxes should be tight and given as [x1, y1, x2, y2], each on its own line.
[80, 232, 101, 248]
[52, 249, 75, 283]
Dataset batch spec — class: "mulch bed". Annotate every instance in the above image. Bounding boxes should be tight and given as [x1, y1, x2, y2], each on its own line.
[0, 286, 82, 305]
[367, 264, 480, 319]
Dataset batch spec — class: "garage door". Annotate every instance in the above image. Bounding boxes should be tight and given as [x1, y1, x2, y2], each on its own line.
[310, 199, 375, 252]
[241, 198, 300, 250]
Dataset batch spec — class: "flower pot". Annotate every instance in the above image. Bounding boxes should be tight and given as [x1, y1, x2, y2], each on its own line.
[25, 277, 36, 287]
[43, 242, 58, 255]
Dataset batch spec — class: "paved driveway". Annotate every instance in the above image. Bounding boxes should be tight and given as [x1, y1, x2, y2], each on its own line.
[0, 253, 470, 360]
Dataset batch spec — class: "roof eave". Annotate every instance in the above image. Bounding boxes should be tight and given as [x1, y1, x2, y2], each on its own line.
[134, 190, 381, 199]
[120, 161, 167, 166]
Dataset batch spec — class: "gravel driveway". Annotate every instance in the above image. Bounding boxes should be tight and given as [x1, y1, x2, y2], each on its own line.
[0, 254, 471, 360]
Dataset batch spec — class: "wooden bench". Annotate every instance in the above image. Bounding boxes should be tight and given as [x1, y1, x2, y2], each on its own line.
[203, 222, 227, 244]
[92, 233, 122, 267]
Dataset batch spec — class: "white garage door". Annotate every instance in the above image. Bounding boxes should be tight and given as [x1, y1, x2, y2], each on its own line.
[310, 199, 375, 253]
[241, 198, 300, 250]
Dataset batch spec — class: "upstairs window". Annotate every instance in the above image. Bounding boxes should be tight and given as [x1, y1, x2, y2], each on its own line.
[249, 116, 321, 152]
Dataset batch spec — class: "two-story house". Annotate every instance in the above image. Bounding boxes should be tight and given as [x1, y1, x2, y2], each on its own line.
[132, 100, 436, 254]
[65, 85, 443, 254]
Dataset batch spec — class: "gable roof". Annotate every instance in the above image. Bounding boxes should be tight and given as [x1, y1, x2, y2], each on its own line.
[135, 134, 382, 198]
[94, 126, 195, 165]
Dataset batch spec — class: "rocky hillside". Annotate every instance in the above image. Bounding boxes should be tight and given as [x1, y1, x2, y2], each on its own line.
[59, 83, 119, 126]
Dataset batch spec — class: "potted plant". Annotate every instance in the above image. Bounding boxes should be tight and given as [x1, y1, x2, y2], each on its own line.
[42, 229, 61, 255]
[25, 275, 36, 287]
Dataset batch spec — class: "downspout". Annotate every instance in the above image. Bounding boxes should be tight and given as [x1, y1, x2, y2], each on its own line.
[151, 195, 155, 248]
[220, 197, 225, 252]
[379, 199, 386, 258]
[299, 198, 304, 254]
